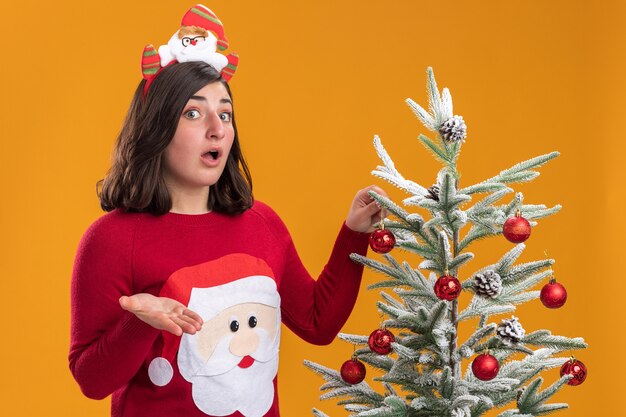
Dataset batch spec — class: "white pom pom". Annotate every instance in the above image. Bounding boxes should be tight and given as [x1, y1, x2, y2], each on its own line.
[148, 357, 173, 386]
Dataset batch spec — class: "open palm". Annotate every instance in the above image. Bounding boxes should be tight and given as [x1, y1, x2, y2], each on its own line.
[119, 293, 203, 336]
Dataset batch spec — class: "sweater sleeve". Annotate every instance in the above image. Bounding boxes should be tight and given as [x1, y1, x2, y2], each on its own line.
[68, 212, 160, 399]
[258, 204, 371, 345]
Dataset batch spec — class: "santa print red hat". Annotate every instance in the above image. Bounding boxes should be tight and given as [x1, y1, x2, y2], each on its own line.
[148, 253, 280, 387]
[140, 4, 239, 97]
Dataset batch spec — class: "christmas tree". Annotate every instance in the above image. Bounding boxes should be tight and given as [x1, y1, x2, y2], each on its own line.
[304, 68, 587, 417]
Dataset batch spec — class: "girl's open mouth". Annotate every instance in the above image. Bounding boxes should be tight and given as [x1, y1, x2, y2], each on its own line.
[201, 149, 221, 166]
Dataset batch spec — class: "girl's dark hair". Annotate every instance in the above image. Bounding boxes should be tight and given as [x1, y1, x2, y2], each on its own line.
[98, 61, 253, 215]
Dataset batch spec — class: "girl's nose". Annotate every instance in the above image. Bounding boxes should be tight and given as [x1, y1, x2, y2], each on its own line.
[206, 113, 225, 139]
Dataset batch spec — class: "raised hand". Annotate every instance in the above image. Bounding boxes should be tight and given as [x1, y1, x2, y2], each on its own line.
[345, 185, 389, 233]
[119, 293, 203, 336]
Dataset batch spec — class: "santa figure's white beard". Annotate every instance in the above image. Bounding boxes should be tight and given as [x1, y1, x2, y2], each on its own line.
[179, 330, 280, 417]
[159, 31, 228, 71]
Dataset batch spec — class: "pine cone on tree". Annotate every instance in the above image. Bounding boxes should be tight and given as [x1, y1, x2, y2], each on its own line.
[497, 316, 525, 346]
[473, 270, 503, 298]
[439, 115, 467, 142]
[426, 185, 440, 201]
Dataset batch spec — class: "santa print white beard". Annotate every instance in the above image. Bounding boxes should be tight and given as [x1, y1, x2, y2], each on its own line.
[179, 329, 280, 417]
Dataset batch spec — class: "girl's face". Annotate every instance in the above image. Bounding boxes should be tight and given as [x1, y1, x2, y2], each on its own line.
[162, 82, 235, 194]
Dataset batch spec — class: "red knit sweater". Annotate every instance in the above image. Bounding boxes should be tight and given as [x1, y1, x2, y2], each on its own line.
[69, 201, 370, 417]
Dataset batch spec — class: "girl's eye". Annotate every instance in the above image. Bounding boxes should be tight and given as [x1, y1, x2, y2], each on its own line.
[219, 112, 232, 122]
[184, 109, 201, 120]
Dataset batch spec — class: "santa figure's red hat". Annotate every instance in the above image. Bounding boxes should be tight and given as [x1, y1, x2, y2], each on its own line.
[181, 4, 229, 51]
[148, 253, 280, 386]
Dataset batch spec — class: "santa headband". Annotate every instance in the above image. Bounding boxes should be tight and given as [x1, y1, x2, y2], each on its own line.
[148, 253, 280, 387]
[140, 4, 239, 97]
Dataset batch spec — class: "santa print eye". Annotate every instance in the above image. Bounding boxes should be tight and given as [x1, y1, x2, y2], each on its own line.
[229, 320, 239, 332]
[248, 316, 257, 328]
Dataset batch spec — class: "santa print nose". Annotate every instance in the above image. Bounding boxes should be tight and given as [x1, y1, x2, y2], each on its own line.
[191, 39, 197, 45]
[229, 329, 260, 358]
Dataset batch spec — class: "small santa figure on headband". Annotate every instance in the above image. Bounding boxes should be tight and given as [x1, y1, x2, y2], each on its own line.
[158, 4, 230, 71]
[141, 4, 238, 91]
[148, 253, 281, 417]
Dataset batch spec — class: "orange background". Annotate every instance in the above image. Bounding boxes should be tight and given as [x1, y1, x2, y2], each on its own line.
[0, 1, 623, 416]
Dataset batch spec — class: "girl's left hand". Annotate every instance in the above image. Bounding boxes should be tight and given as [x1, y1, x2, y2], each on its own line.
[345, 185, 389, 233]
[119, 293, 203, 336]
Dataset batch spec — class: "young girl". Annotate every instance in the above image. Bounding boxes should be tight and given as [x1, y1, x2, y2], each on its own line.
[69, 5, 386, 417]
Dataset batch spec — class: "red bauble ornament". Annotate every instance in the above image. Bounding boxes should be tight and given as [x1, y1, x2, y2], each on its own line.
[368, 328, 395, 355]
[472, 353, 500, 381]
[369, 229, 396, 254]
[434, 275, 462, 301]
[340, 358, 366, 384]
[503, 212, 531, 243]
[540, 279, 567, 308]
[560, 358, 587, 386]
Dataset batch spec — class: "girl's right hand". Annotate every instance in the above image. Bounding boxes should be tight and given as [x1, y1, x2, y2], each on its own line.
[119, 293, 203, 336]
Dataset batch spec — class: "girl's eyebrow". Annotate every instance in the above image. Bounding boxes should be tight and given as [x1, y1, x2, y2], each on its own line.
[189, 96, 232, 106]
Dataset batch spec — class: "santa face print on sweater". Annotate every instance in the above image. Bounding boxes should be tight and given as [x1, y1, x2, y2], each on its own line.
[149, 254, 281, 417]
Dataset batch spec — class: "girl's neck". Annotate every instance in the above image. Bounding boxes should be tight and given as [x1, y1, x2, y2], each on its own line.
[168, 186, 211, 215]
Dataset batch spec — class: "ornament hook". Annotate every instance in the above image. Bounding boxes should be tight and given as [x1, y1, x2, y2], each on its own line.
[544, 250, 556, 283]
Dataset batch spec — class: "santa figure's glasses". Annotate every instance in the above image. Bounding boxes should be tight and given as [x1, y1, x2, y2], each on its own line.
[182, 36, 206, 47]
